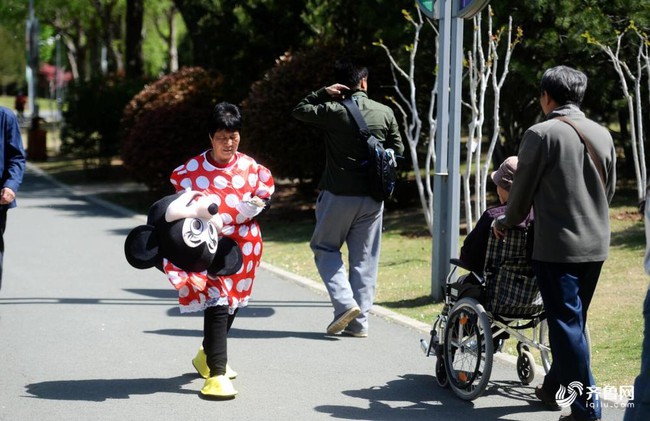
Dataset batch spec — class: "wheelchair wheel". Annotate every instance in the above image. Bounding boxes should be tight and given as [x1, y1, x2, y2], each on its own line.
[516, 344, 535, 385]
[435, 355, 449, 388]
[443, 297, 493, 400]
[539, 319, 592, 374]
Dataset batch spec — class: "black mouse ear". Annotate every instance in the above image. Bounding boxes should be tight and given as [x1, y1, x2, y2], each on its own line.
[208, 237, 243, 276]
[124, 225, 161, 269]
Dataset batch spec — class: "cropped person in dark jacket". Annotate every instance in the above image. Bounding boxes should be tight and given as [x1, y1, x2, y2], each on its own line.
[0, 106, 26, 290]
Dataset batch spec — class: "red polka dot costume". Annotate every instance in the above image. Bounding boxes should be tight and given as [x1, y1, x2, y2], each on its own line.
[169, 150, 274, 313]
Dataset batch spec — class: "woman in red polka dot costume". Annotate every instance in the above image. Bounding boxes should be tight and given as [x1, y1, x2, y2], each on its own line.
[169, 102, 274, 399]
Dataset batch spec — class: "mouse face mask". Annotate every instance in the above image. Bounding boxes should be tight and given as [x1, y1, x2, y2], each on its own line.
[124, 190, 242, 278]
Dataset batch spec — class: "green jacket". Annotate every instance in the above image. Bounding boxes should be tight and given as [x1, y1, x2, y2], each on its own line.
[292, 88, 404, 196]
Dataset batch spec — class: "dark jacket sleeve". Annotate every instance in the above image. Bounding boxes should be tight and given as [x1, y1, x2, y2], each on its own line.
[2, 109, 26, 207]
[459, 210, 496, 273]
[385, 114, 404, 156]
[291, 88, 336, 127]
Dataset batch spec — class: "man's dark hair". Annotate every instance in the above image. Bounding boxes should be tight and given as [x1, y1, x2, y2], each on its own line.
[209, 102, 242, 136]
[540, 65, 587, 107]
[334, 58, 369, 90]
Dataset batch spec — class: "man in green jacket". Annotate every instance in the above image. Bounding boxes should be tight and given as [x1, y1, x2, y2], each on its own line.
[292, 58, 403, 337]
[494, 65, 616, 421]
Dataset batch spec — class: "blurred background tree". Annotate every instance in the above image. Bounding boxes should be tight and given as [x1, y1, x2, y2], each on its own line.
[0, 26, 26, 95]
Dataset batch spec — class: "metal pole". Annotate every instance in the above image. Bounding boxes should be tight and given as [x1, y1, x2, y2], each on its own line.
[448, 2, 464, 273]
[55, 34, 63, 122]
[431, 0, 452, 302]
[430, 0, 464, 301]
[26, 0, 39, 120]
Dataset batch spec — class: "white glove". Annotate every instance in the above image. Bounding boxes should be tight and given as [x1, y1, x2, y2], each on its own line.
[386, 148, 397, 168]
[236, 195, 265, 219]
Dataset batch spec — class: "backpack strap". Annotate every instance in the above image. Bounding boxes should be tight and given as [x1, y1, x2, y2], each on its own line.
[554, 116, 607, 189]
[340, 97, 371, 139]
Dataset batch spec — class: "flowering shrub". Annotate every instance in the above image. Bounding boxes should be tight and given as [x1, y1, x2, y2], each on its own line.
[121, 67, 223, 193]
[241, 44, 343, 186]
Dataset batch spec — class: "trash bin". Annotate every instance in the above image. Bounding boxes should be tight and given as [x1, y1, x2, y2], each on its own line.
[27, 117, 47, 161]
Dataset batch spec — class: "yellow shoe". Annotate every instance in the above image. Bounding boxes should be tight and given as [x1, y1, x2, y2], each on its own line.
[200, 375, 238, 399]
[192, 347, 210, 379]
[192, 347, 237, 379]
[225, 364, 238, 379]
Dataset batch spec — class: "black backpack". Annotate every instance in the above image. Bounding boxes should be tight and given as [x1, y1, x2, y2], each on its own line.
[340, 97, 397, 202]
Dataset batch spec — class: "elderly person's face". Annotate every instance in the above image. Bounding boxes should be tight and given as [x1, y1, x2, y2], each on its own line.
[496, 185, 509, 204]
[210, 130, 240, 164]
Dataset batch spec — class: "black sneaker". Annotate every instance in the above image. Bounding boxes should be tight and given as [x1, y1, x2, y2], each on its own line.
[535, 385, 561, 410]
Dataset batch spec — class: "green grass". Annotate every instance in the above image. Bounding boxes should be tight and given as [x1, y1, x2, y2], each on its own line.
[30, 156, 647, 389]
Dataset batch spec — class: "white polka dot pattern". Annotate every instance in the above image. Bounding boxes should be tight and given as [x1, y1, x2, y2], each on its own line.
[168, 150, 274, 313]
[213, 175, 228, 189]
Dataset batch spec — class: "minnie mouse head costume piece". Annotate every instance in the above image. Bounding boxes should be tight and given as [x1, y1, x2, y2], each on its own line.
[124, 190, 243, 292]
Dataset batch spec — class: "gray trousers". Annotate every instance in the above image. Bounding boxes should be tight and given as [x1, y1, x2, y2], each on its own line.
[310, 190, 383, 333]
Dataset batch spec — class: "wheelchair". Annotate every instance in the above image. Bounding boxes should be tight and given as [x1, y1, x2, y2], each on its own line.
[420, 227, 572, 401]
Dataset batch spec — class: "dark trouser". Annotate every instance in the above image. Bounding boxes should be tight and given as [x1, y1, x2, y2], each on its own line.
[534, 260, 603, 421]
[203, 305, 238, 378]
[0, 208, 7, 290]
[625, 288, 650, 420]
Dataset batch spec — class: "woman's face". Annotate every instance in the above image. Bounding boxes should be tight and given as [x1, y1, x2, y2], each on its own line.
[210, 130, 240, 164]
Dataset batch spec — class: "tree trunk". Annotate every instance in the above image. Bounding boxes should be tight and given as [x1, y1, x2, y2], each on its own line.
[168, 8, 178, 73]
[126, 0, 144, 78]
[619, 109, 635, 179]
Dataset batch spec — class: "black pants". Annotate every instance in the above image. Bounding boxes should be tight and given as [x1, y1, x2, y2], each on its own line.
[0, 208, 7, 290]
[203, 305, 238, 377]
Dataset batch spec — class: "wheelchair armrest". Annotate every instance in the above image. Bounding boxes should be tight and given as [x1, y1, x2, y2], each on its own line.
[450, 258, 471, 271]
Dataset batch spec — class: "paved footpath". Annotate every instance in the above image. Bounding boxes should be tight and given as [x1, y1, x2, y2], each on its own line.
[0, 166, 627, 421]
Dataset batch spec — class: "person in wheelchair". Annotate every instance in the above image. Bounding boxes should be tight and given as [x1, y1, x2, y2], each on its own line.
[455, 156, 533, 283]
[453, 156, 535, 348]
[460, 156, 523, 270]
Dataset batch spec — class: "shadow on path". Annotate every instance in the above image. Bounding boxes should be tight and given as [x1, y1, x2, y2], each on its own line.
[25, 373, 198, 402]
[315, 374, 552, 421]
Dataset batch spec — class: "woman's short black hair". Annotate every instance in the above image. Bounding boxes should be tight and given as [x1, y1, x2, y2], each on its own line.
[540, 65, 587, 107]
[209, 102, 242, 137]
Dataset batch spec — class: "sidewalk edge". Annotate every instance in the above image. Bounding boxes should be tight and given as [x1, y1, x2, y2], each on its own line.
[27, 162, 147, 223]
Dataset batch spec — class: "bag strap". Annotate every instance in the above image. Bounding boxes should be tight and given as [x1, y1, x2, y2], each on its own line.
[554, 116, 606, 189]
[340, 97, 371, 139]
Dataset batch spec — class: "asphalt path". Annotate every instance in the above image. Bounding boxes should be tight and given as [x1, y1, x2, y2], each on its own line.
[0, 166, 627, 420]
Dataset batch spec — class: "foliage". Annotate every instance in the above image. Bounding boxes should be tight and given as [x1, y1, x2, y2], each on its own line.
[241, 45, 335, 184]
[61, 76, 144, 166]
[299, 0, 413, 47]
[120, 66, 223, 194]
[0, 26, 26, 93]
[172, 0, 313, 102]
[0, 0, 186, 82]
[144, 0, 187, 76]
[487, 0, 650, 152]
